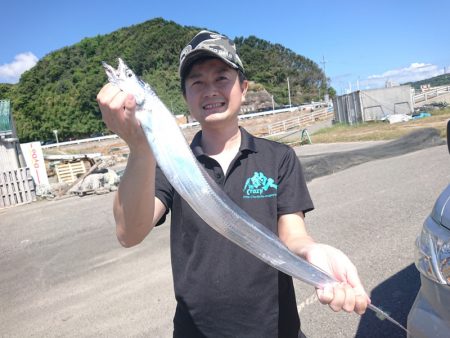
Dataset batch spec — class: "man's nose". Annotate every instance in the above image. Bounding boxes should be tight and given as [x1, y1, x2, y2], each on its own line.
[203, 82, 219, 97]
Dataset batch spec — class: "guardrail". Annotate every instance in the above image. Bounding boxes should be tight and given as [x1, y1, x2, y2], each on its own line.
[180, 103, 331, 129]
[179, 107, 301, 129]
[239, 107, 297, 120]
[267, 108, 333, 135]
[41, 134, 119, 149]
[41, 103, 333, 148]
[413, 85, 450, 104]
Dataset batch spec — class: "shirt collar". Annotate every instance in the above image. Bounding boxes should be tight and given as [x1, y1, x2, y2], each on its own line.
[190, 127, 257, 158]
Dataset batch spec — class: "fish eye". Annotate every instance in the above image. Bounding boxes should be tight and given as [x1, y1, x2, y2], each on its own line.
[125, 70, 134, 78]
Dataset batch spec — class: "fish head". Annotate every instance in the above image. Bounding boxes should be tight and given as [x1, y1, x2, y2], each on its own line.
[102, 58, 149, 106]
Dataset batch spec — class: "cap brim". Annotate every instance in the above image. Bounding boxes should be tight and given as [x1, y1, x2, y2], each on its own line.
[179, 49, 240, 79]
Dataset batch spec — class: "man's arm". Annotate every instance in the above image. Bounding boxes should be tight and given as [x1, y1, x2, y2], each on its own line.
[113, 149, 166, 247]
[97, 83, 166, 247]
[278, 212, 370, 314]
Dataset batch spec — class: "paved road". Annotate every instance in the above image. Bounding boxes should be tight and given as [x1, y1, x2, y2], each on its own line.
[1, 144, 449, 337]
[296, 144, 449, 337]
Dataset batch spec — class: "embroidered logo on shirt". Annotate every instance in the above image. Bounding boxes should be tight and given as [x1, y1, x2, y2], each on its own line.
[243, 172, 278, 199]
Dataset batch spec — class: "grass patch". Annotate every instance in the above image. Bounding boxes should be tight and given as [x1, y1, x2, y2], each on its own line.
[311, 109, 450, 143]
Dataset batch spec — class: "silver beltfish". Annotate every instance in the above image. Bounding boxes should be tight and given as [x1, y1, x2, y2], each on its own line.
[102, 58, 408, 333]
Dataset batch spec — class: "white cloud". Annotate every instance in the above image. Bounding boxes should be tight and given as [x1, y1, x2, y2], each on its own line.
[0, 52, 39, 84]
[364, 63, 445, 88]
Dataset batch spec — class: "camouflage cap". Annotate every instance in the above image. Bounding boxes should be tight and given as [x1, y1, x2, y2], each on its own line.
[179, 30, 244, 79]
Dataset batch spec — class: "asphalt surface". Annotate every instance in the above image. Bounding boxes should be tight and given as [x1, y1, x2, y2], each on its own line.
[298, 128, 445, 182]
[1, 132, 449, 337]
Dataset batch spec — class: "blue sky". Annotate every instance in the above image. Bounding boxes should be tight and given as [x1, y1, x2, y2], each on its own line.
[1, 0, 449, 93]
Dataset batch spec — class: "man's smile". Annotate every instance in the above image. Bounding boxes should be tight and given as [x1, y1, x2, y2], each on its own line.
[203, 101, 226, 112]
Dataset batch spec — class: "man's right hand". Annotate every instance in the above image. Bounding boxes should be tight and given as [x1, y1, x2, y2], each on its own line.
[96, 83, 148, 152]
[97, 83, 161, 247]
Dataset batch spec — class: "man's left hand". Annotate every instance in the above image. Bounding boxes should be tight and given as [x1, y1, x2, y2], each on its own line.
[302, 243, 370, 315]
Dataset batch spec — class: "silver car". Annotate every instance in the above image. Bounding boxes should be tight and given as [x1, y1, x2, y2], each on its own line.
[407, 121, 450, 337]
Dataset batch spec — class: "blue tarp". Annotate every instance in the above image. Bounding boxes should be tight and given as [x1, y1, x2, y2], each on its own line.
[412, 112, 432, 120]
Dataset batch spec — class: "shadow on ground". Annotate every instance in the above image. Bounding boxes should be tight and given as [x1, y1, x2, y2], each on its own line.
[301, 128, 445, 182]
[355, 263, 420, 338]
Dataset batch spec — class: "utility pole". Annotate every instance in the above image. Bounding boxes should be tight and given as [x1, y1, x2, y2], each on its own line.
[320, 55, 328, 76]
[320, 55, 328, 101]
[287, 77, 292, 108]
[52, 129, 59, 147]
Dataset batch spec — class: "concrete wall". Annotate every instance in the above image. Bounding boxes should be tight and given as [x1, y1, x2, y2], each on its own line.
[360, 85, 413, 120]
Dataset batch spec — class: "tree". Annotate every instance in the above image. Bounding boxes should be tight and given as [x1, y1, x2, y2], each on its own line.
[0, 83, 14, 100]
[327, 87, 337, 99]
[7, 18, 326, 142]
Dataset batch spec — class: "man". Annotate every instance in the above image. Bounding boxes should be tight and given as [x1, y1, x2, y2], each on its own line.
[97, 30, 370, 338]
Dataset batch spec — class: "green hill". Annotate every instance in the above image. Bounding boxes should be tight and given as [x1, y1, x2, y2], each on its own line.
[405, 73, 450, 90]
[2, 18, 327, 142]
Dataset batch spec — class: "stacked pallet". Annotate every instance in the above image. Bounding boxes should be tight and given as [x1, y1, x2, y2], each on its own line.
[0, 167, 36, 208]
[54, 161, 88, 184]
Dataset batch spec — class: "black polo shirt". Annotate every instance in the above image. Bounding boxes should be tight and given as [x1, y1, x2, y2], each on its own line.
[155, 127, 314, 338]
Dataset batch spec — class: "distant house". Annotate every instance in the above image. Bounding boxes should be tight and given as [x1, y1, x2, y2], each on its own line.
[333, 85, 414, 124]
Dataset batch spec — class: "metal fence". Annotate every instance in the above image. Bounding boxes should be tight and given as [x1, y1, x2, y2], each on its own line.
[0, 100, 12, 134]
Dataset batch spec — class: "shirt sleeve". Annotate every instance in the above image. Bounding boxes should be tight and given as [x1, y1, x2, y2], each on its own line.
[154, 165, 174, 226]
[277, 147, 314, 215]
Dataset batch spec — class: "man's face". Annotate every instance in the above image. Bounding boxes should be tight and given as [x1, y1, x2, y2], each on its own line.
[184, 58, 248, 127]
